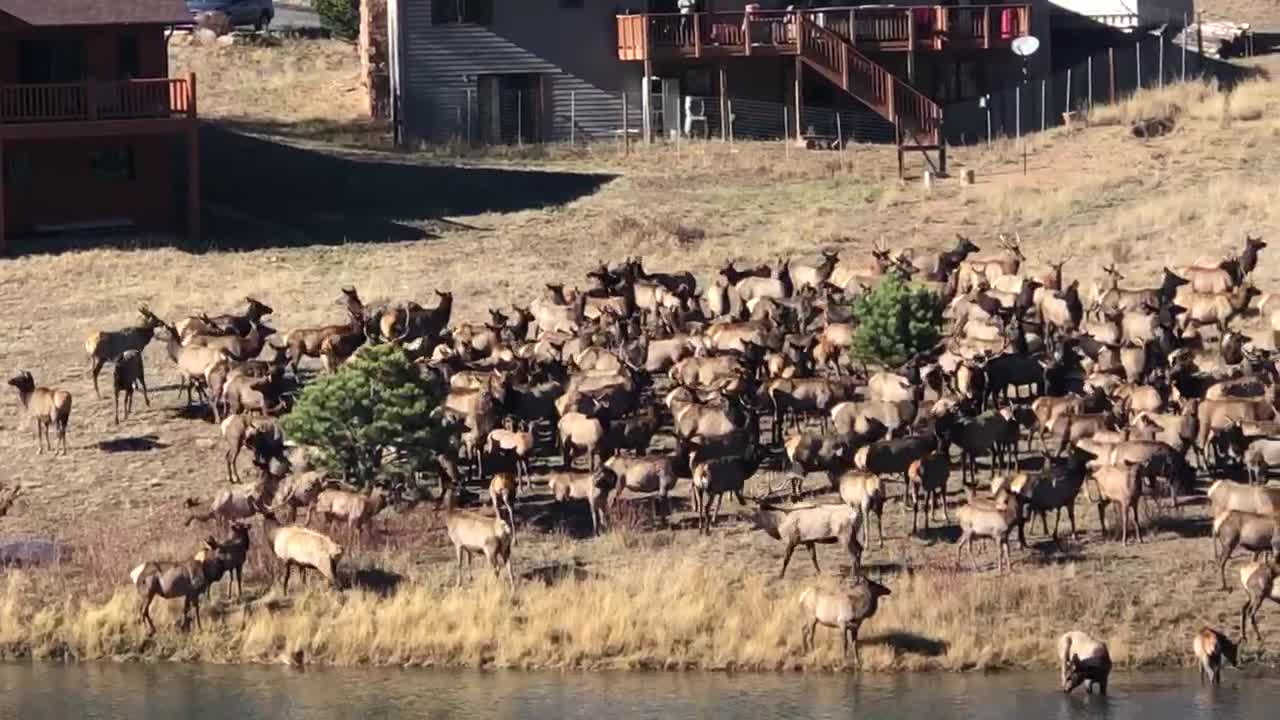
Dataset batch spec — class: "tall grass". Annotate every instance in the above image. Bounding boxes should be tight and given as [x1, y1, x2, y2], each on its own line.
[0, 547, 1201, 671]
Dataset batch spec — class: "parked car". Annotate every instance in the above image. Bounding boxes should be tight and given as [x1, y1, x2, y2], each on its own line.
[186, 0, 275, 31]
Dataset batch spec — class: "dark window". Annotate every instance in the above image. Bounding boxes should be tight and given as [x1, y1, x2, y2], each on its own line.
[559, 0, 585, 7]
[18, 37, 86, 84]
[432, 0, 494, 25]
[90, 146, 136, 182]
[3, 151, 32, 188]
[117, 35, 141, 79]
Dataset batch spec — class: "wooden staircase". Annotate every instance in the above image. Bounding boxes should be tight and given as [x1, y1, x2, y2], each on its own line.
[796, 15, 945, 176]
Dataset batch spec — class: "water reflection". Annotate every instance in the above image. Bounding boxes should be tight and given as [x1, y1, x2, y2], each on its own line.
[0, 664, 1273, 719]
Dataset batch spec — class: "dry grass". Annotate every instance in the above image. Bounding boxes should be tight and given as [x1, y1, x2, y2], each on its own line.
[0, 527, 1237, 671]
[0, 41, 1278, 670]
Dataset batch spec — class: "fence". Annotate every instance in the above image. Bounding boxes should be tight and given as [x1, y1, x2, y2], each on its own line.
[946, 28, 1213, 144]
[434, 28, 1240, 152]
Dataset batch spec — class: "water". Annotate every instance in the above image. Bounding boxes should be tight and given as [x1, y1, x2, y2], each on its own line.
[0, 664, 1273, 719]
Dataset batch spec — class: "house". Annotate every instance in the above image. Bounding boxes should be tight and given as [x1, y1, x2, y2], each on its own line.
[386, 0, 1049, 171]
[0, 0, 198, 251]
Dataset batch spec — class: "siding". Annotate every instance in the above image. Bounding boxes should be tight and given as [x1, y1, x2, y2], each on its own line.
[398, 0, 646, 143]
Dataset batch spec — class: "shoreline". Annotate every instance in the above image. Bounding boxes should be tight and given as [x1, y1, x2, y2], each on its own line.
[0, 547, 1229, 673]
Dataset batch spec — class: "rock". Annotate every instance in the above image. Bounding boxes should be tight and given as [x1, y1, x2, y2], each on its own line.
[194, 28, 219, 46]
[216, 34, 237, 47]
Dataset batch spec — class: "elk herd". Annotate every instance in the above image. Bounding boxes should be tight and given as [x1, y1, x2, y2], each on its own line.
[7, 230, 1280, 681]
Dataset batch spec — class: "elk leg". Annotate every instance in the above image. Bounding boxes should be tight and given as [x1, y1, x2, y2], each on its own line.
[1219, 541, 1233, 590]
[141, 592, 156, 636]
[780, 542, 797, 578]
[806, 543, 820, 574]
[876, 507, 885, 548]
[282, 560, 292, 595]
[192, 596, 202, 631]
[91, 357, 104, 398]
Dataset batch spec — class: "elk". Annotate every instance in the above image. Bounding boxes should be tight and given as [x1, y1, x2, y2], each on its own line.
[605, 454, 678, 513]
[306, 487, 391, 540]
[1214, 511, 1280, 590]
[440, 486, 515, 588]
[259, 504, 344, 594]
[833, 471, 884, 548]
[284, 287, 365, 374]
[195, 522, 251, 600]
[958, 233, 1024, 292]
[1087, 463, 1143, 545]
[789, 250, 840, 289]
[112, 349, 149, 424]
[1193, 627, 1238, 686]
[7, 372, 72, 455]
[955, 487, 1020, 572]
[130, 552, 225, 635]
[908, 452, 950, 534]
[691, 447, 762, 534]
[1059, 630, 1112, 695]
[548, 467, 617, 536]
[187, 297, 275, 337]
[798, 579, 891, 667]
[751, 501, 863, 578]
[85, 307, 164, 398]
[1239, 561, 1280, 643]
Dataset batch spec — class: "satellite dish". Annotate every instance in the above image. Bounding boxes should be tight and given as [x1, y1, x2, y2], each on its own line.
[1011, 35, 1040, 57]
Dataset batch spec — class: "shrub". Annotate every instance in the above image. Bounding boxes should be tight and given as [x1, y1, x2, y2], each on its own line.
[282, 344, 448, 489]
[850, 275, 943, 368]
[313, 0, 360, 39]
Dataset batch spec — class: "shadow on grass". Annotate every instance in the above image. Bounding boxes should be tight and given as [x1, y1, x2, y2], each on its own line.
[521, 560, 601, 587]
[865, 631, 948, 658]
[97, 435, 170, 453]
[196, 126, 617, 251]
[4, 125, 617, 256]
[346, 567, 405, 597]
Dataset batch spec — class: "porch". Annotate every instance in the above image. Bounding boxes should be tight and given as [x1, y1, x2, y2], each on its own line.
[616, 5, 1033, 61]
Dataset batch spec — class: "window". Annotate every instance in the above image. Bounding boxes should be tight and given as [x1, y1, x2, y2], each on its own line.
[559, 0, 585, 7]
[432, 0, 494, 24]
[3, 151, 32, 188]
[18, 37, 87, 84]
[117, 35, 141, 79]
[90, 147, 136, 182]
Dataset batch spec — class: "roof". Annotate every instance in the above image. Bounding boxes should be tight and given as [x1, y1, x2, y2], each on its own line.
[0, 0, 189, 26]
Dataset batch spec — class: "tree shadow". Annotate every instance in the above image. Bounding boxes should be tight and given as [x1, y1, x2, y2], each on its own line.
[864, 631, 949, 658]
[97, 435, 170, 453]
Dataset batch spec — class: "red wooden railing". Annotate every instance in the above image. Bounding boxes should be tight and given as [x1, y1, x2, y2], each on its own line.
[796, 16, 942, 144]
[617, 5, 1029, 59]
[0, 77, 194, 124]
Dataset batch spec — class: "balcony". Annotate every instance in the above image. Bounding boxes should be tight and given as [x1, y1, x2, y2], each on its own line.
[617, 5, 1031, 61]
[0, 75, 197, 139]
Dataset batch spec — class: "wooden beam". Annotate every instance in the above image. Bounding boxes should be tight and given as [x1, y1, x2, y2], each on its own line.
[719, 63, 729, 141]
[794, 56, 803, 141]
[0, 138, 6, 254]
[0, 118, 190, 141]
[642, 58, 653, 144]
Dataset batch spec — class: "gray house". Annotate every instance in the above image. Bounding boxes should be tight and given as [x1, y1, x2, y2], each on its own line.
[388, 0, 650, 144]
[386, 0, 1048, 165]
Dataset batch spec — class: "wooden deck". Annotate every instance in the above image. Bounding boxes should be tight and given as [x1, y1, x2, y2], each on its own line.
[0, 74, 197, 139]
[617, 5, 1031, 62]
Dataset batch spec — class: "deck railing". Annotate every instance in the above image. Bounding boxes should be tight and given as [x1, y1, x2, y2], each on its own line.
[0, 77, 195, 125]
[617, 5, 1030, 59]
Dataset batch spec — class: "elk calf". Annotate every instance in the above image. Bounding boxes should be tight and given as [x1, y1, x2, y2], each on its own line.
[1193, 627, 1238, 685]
[798, 579, 891, 667]
[8, 372, 72, 455]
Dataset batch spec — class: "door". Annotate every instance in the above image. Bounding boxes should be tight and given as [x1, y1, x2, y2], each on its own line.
[476, 74, 545, 144]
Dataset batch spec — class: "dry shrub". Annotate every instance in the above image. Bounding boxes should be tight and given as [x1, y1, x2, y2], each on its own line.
[607, 214, 706, 250]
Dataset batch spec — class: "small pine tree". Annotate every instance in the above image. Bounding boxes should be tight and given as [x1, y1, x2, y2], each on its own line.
[313, 0, 360, 40]
[282, 344, 447, 489]
[850, 275, 943, 368]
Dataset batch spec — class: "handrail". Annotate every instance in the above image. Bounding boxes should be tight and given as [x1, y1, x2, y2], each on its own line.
[0, 77, 194, 124]
[797, 16, 942, 143]
[616, 6, 1029, 59]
